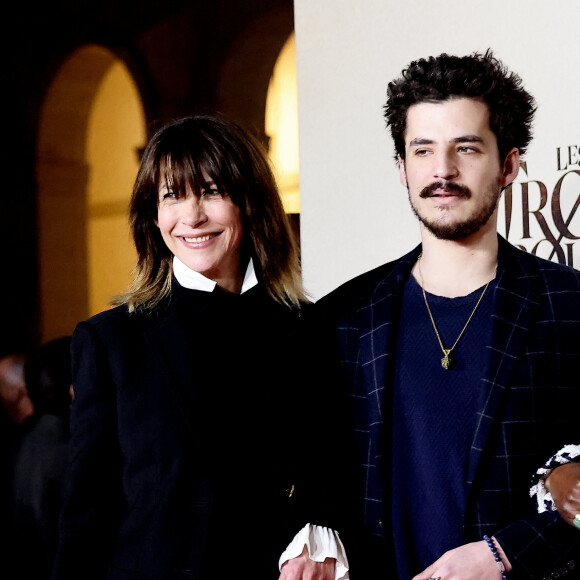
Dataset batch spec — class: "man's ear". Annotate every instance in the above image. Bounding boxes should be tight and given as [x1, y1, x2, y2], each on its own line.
[398, 155, 408, 188]
[500, 147, 520, 188]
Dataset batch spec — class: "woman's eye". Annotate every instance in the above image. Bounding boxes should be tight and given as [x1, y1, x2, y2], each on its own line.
[160, 191, 176, 200]
[201, 187, 223, 197]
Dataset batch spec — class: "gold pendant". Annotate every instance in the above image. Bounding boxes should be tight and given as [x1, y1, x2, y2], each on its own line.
[441, 350, 452, 370]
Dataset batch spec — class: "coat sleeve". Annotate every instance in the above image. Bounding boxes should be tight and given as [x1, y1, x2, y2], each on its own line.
[52, 321, 124, 580]
[495, 446, 580, 579]
[290, 303, 371, 573]
[494, 511, 580, 580]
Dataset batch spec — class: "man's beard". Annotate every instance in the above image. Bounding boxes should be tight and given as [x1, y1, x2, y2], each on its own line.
[409, 180, 501, 241]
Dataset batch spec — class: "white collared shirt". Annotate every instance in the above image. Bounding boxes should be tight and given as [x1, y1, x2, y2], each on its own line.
[172, 256, 259, 293]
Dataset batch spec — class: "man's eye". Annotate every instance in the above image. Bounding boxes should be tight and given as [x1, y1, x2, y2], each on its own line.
[458, 146, 476, 153]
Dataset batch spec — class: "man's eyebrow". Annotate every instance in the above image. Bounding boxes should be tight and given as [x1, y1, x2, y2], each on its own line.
[409, 137, 433, 146]
[408, 135, 484, 146]
[451, 135, 484, 144]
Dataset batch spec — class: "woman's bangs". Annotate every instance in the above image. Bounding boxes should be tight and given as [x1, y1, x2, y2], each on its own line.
[159, 150, 227, 197]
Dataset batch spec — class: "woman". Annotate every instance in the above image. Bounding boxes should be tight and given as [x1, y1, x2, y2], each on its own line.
[52, 115, 348, 580]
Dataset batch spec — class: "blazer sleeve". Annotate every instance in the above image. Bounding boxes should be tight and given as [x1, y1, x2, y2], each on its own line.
[494, 511, 580, 580]
[52, 321, 124, 580]
[495, 445, 580, 579]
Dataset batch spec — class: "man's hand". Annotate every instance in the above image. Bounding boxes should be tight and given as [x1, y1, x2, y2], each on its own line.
[546, 462, 580, 526]
[413, 539, 512, 580]
[278, 546, 336, 580]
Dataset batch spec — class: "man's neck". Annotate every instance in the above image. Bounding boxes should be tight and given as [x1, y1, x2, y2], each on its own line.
[412, 226, 499, 298]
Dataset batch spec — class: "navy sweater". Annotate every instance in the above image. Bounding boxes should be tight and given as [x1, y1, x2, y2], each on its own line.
[391, 275, 495, 578]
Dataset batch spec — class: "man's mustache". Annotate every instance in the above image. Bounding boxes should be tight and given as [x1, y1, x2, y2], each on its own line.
[419, 181, 471, 199]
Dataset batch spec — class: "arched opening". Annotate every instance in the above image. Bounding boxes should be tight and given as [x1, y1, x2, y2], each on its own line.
[36, 45, 145, 342]
[266, 32, 300, 215]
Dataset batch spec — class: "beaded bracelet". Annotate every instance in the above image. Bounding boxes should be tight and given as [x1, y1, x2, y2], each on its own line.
[483, 535, 507, 580]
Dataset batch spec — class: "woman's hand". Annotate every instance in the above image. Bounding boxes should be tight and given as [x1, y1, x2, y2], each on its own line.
[546, 462, 580, 527]
[278, 546, 336, 580]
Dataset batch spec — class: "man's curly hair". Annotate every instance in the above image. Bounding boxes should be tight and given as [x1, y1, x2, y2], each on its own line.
[384, 49, 536, 162]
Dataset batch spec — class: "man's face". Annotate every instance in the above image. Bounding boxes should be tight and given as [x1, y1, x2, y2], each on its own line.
[399, 97, 518, 241]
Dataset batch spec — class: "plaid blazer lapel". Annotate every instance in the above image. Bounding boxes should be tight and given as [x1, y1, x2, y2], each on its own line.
[467, 237, 542, 485]
[358, 248, 421, 487]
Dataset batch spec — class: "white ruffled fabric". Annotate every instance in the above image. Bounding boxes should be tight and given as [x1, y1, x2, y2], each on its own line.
[530, 444, 580, 512]
[279, 523, 349, 580]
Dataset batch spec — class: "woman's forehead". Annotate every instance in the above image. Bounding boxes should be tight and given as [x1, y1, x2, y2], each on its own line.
[159, 154, 206, 178]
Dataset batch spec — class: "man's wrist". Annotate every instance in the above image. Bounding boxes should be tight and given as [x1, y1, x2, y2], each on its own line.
[483, 535, 512, 578]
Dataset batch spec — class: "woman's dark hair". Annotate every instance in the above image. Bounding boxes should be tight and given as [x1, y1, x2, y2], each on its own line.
[114, 114, 306, 311]
[384, 49, 536, 162]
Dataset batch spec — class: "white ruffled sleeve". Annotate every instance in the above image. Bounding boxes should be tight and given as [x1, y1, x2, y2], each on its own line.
[530, 444, 580, 512]
[279, 523, 349, 580]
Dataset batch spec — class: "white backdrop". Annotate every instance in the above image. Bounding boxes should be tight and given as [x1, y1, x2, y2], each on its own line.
[294, 0, 580, 300]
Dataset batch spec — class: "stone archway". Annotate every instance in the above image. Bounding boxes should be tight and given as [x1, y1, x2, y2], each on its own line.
[214, 4, 294, 140]
[36, 44, 145, 342]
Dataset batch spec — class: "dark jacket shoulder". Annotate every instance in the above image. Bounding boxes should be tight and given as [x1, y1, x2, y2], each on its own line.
[76, 293, 176, 338]
[315, 244, 421, 317]
[498, 235, 580, 282]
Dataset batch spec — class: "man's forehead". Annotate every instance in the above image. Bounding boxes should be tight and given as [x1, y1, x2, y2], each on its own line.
[405, 97, 492, 140]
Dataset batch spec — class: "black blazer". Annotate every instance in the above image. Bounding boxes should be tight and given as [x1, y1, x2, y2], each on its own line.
[316, 236, 580, 579]
[53, 283, 344, 580]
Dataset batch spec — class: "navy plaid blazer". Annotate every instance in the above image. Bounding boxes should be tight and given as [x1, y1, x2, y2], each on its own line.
[317, 236, 580, 579]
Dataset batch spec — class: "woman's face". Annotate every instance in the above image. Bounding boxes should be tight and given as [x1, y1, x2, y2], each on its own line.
[156, 171, 244, 293]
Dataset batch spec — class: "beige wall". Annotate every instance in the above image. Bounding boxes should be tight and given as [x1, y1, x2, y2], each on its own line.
[294, 0, 580, 300]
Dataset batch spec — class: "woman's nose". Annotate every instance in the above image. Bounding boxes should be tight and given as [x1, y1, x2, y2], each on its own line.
[181, 196, 207, 227]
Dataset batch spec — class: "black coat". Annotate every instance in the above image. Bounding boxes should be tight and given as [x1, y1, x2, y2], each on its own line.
[53, 283, 346, 580]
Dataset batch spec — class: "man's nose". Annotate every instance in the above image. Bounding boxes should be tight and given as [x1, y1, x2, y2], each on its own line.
[434, 151, 459, 180]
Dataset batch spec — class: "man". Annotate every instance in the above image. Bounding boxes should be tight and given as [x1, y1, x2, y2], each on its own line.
[0, 353, 35, 576]
[8, 337, 73, 579]
[0, 353, 34, 426]
[315, 50, 580, 579]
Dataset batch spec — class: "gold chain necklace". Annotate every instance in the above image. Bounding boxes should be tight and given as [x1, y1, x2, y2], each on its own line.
[416, 252, 493, 370]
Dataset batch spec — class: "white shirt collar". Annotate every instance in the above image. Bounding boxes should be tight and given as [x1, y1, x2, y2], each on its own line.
[172, 256, 258, 294]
